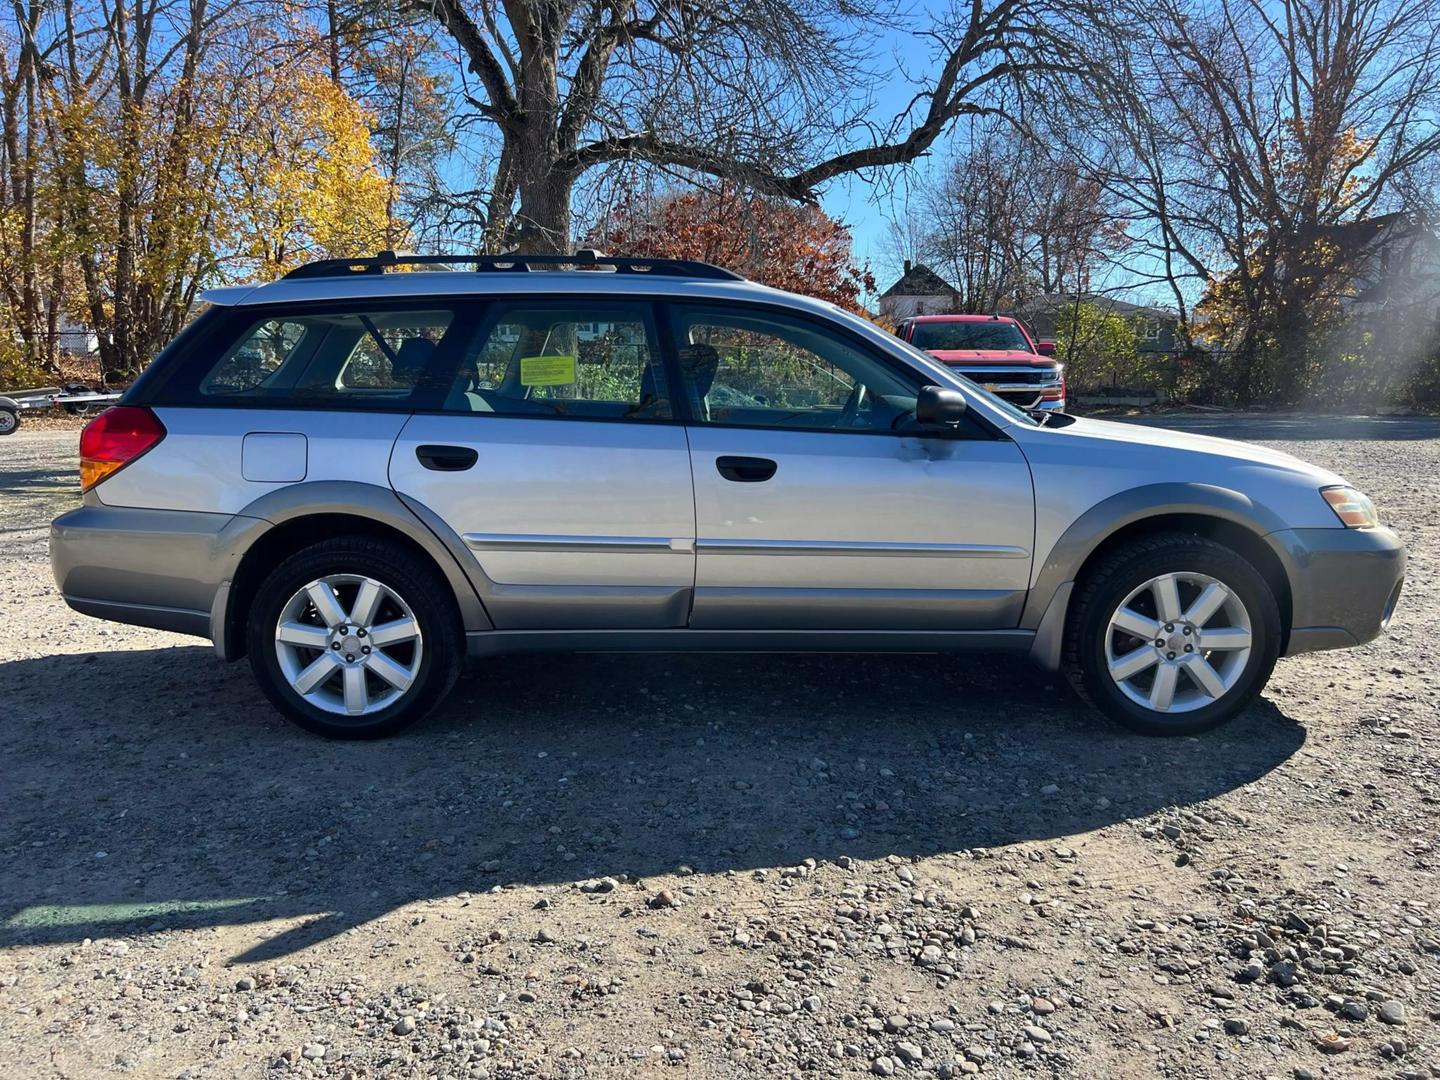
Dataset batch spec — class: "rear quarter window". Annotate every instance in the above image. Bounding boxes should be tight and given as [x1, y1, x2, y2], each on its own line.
[144, 302, 469, 411]
[201, 319, 307, 395]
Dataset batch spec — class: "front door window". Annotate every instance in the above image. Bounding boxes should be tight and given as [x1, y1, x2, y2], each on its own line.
[667, 307, 920, 432]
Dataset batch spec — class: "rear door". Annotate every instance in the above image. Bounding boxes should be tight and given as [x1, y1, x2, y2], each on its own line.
[665, 302, 1035, 630]
[388, 298, 697, 629]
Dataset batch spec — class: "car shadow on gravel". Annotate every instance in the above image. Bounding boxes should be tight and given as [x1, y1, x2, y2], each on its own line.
[0, 645, 1306, 963]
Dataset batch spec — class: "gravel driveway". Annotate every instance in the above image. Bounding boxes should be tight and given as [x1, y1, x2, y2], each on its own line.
[1, 417, 1436, 1080]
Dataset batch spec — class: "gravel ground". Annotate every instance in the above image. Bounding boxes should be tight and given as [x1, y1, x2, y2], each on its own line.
[1, 417, 1436, 1080]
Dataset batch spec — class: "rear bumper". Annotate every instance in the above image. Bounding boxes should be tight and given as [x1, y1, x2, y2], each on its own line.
[50, 503, 260, 643]
[1270, 526, 1406, 655]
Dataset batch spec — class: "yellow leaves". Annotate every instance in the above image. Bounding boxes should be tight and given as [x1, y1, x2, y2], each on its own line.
[1272, 117, 1375, 210]
[223, 70, 397, 281]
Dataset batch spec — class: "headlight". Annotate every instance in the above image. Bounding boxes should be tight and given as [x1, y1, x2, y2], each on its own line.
[1321, 486, 1379, 528]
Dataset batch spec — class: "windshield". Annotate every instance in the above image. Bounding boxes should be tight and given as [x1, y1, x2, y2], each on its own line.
[909, 320, 1030, 352]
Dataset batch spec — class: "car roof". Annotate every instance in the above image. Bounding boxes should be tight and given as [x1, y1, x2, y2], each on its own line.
[200, 270, 820, 312]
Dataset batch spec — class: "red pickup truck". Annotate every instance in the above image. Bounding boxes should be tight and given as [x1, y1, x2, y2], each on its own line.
[894, 314, 1065, 413]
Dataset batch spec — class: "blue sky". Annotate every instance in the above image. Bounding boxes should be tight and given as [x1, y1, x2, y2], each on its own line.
[822, 174, 910, 289]
[814, 18, 936, 290]
[808, 13, 1178, 306]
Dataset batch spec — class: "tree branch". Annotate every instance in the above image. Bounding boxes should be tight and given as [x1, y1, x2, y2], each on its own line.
[411, 0, 517, 122]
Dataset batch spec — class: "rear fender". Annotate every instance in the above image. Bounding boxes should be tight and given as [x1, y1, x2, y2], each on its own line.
[212, 480, 492, 657]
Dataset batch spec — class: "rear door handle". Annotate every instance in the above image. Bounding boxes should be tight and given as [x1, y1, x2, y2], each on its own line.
[715, 455, 777, 483]
[416, 444, 478, 472]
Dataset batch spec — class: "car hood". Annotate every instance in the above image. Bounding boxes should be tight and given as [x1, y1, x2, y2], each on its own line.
[1050, 416, 1345, 485]
[926, 348, 1051, 366]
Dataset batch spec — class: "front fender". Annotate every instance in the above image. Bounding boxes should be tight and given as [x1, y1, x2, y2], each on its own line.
[1022, 482, 1292, 668]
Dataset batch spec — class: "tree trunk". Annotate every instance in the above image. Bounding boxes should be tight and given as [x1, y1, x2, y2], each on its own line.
[1272, 290, 1309, 406]
[514, 165, 574, 253]
[326, 0, 342, 86]
[509, 44, 572, 255]
[1233, 325, 1259, 408]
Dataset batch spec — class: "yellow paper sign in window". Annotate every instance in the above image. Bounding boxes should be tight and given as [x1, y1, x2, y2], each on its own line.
[519, 354, 577, 386]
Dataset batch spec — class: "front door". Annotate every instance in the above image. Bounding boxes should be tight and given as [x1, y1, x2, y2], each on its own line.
[666, 304, 1035, 630]
[390, 299, 695, 629]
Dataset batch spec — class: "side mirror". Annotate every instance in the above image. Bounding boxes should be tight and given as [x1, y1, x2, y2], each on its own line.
[1036, 340, 1057, 356]
[915, 385, 968, 428]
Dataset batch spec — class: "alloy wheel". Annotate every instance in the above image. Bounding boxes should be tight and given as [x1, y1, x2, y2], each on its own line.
[273, 574, 423, 717]
[1104, 571, 1253, 714]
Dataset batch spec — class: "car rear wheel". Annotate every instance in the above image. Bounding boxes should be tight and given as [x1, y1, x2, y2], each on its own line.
[1063, 533, 1280, 735]
[246, 537, 462, 738]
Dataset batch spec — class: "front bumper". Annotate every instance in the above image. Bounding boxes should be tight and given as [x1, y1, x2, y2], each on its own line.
[50, 502, 261, 643]
[1269, 525, 1406, 655]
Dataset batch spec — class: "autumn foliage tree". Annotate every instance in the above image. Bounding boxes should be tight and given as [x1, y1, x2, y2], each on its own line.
[590, 183, 875, 313]
[29, 0, 231, 381]
[0, 0, 413, 381]
[225, 69, 394, 280]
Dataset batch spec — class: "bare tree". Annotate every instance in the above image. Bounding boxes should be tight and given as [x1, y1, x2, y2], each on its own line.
[1073, 0, 1440, 403]
[410, 0, 1118, 252]
[910, 126, 1125, 311]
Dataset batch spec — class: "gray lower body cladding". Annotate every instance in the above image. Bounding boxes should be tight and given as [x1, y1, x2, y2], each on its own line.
[465, 627, 1034, 656]
[51, 503, 248, 640]
[50, 505, 1404, 666]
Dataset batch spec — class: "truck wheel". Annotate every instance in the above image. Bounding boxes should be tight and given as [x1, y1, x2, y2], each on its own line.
[1063, 533, 1280, 735]
[246, 537, 462, 739]
[0, 406, 18, 435]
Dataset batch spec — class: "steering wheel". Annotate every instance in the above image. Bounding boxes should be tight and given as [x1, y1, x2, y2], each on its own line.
[839, 382, 869, 428]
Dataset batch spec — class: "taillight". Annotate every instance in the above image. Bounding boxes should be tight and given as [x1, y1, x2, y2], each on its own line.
[79, 406, 166, 491]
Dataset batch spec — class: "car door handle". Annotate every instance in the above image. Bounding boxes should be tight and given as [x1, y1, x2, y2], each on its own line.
[416, 444, 478, 472]
[715, 455, 777, 483]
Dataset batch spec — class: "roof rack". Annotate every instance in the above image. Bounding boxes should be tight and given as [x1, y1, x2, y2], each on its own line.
[282, 249, 745, 282]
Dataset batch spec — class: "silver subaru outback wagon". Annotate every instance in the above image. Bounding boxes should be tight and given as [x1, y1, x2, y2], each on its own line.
[50, 252, 1406, 739]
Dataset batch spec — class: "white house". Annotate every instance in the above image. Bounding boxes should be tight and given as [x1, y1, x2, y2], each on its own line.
[878, 261, 959, 319]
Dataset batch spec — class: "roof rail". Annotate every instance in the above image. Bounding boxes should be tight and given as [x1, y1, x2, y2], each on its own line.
[281, 249, 745, 282]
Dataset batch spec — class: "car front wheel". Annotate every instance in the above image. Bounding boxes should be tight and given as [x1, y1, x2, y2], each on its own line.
[1063, 533, 1281, 735]
[246, 537, 462, 738]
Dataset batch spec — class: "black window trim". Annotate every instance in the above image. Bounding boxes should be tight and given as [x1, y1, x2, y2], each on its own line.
[128, 291, 1007, 440]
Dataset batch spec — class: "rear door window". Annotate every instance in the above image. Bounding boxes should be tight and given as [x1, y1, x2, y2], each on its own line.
[444, 302, 672, 420]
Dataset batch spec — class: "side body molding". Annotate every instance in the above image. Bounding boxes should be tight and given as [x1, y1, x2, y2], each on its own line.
[1023, 482, 1292, 670]
[212, 481, 492, 658]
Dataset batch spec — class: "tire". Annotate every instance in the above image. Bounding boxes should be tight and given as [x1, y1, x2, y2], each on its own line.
[246, 537, 462, 738]
[1063, 533, 1281, 736]
[0, 407, 18, 435]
